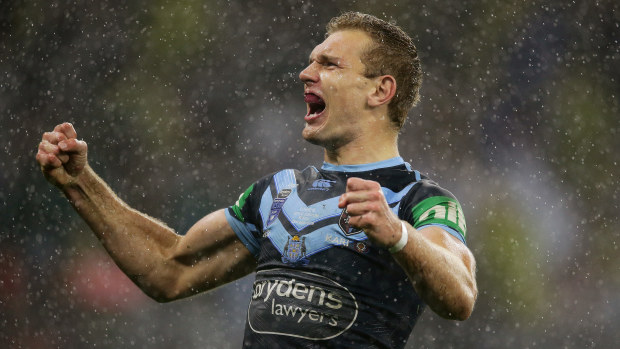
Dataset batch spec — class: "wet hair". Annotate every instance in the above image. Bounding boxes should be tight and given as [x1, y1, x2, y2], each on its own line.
[326, 12, 422, 129]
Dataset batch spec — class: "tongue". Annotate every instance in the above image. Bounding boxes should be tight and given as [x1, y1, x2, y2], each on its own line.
[304, 94, 323, 105]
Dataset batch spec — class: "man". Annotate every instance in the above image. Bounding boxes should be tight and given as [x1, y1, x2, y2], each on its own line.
[36, 12, 476, 348]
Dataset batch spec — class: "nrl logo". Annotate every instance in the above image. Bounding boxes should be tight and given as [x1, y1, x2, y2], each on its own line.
[266, 188, 293, 228]
[338, 208, 362, 236]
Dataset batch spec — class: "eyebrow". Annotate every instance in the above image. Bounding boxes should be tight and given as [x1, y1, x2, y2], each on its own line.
[308, 53, 340, 64]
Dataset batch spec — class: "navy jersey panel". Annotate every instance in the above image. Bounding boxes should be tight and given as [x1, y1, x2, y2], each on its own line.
[225, 157, 466, 348]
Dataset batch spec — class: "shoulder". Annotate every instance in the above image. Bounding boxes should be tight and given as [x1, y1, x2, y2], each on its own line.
[407, 178, 458, 206]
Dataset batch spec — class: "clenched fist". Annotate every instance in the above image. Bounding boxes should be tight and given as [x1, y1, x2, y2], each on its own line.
[337, 177, 403, 249]
[36, 122, 88, 188]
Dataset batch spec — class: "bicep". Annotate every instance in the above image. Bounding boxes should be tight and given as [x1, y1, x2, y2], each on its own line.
[170, 209, 257, 298]
[418, 225, 476, 275]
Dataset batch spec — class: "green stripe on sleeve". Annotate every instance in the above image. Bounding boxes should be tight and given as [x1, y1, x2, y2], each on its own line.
[411, 196, 467, 239]
[231, 184, 255, 222]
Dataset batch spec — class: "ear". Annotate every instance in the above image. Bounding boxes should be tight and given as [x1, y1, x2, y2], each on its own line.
[367, 75, 396, 107]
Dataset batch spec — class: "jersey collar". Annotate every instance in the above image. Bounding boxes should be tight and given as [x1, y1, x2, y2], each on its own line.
[321, 156, 410, 172]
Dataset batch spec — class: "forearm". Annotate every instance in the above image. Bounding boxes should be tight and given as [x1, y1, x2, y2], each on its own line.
[61, 165, 181, 297]
[393, 225, 477, 320]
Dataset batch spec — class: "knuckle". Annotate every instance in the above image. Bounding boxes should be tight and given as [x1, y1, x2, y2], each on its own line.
[39, 141, 56, 152]
[368, 203, 380, 212]
[348, 177, 360, 185]
[39, 153, 51, 164]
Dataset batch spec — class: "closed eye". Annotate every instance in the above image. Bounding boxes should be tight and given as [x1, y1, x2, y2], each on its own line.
[307, 55, 341, 68]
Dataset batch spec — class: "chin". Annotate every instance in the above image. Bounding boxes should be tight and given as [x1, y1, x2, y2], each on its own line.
[301, 127, 323, 146]
[301, 127, 345, 151]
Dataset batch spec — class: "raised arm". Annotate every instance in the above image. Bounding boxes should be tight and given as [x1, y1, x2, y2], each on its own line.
[36, 122, 256, 302]
[338, 177, 477, 320]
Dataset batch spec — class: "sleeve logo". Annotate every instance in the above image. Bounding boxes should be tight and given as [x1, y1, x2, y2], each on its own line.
[232, 183, 255, 222]
[411, 196, 467, 240]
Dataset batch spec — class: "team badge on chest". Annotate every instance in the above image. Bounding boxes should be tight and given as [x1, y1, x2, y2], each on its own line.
[338, 208, 363, 236]
[281, 235, 309, 265]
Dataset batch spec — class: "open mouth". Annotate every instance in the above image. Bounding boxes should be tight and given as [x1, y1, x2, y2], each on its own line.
[304, 93, 326, 119]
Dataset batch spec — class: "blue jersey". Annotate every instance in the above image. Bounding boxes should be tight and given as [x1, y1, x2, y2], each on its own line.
[225, 157, 467, 348]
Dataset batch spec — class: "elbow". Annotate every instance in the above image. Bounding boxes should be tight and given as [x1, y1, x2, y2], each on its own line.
[149, 290, 176, 303]
[452, 300, 474, 321]
[141, 259, 190, 303]
[436, 284, 478, 321]
[133, 285, 175, 303]
[150, 295, 172, 303]
[131, 273, 186, 303]
[152, 277, 193, 303]
[437, 299, 475, 321]
[146, 286, 185, 303]
[152, 295, 177, 304]
[449, 285, 478, 321]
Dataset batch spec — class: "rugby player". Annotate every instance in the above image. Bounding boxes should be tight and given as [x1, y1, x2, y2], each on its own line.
[36, 12, 477, 348]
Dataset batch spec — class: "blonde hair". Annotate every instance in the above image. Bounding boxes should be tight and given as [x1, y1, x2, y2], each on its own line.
[326, 12, 422, 129]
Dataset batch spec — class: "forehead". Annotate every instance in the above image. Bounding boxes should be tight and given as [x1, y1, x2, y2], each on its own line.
[309, 29, 373, 61]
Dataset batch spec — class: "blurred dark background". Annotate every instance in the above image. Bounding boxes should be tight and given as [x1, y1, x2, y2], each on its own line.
[1, 0, 618, 348]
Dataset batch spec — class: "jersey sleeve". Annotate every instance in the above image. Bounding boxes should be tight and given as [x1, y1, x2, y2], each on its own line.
[225, 175, 271, 258]
[399, 179, 467, 244]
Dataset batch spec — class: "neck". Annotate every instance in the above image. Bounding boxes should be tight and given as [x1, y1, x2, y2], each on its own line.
[323, 129, 400, 165]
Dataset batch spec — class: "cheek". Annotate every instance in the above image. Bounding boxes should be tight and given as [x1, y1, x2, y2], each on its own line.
[321, 73, 368, 111]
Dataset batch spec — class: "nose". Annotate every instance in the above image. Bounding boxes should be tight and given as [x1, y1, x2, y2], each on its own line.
[299, 62, 318, 84]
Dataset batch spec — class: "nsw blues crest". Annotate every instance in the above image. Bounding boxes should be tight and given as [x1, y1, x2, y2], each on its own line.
[282, 235, 309, 265]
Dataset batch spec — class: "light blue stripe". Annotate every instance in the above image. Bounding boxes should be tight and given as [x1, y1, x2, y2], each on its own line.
[393, 203, 401, 215]
[259, 188, 274, 227]
[276, 182, 415, 231]
[321, 156, 406, 172]
[266, 220, 369, 257]
[224, 209, 261, 257]
[383, 182, 416, 204]
[264, 220, 289, 254]
[274, 169, 297, 192]
[282, 196, 342, 231]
